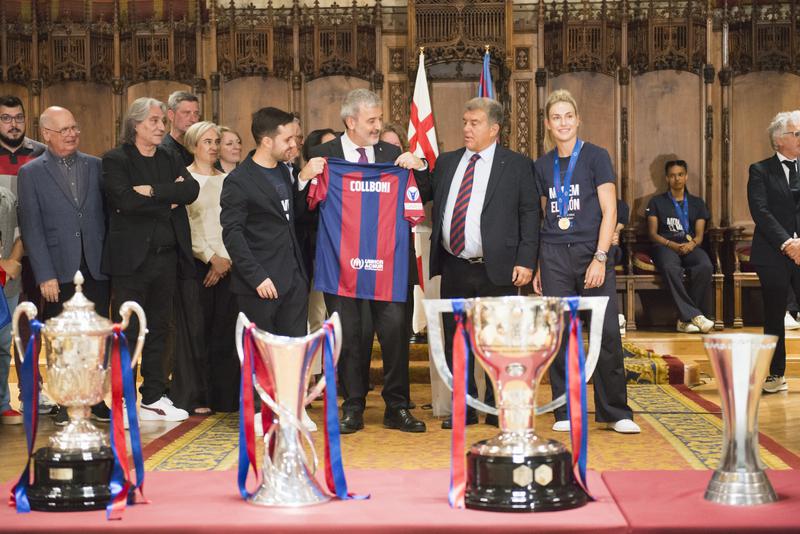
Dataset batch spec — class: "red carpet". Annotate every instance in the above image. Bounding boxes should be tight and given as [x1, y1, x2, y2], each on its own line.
[1, 469, 627, 533]
[602, 469, 800, 533]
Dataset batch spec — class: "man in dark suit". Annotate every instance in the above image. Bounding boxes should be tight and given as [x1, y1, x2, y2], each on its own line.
[305, 88, 428, 434]
[103, 97, 199, 422]
[221, 107, 309, 338]
[425, 97, 539, 429]
[748, 110, 800, 394]
[18, 105, 110, 423]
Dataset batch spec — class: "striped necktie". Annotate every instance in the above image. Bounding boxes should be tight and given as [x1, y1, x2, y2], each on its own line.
[449, 153, 481, 256]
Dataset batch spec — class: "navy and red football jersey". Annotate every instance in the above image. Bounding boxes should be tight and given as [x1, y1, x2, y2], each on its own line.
[307, 158, 424, 302]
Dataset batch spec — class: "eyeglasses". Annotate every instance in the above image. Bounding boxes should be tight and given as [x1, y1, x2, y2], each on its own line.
[43, 125, 81, 136]
[0, 114, 25, 124]
[783, 131, 800, 138]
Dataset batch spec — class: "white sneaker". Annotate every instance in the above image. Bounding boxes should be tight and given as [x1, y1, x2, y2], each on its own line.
[763, 375, 788, 394]
[139, 396, 189, 422]
[302, 408, 317, 432]
[676, 320, 700, 333]
[618, 314, 626, 338]
[608, 419, 641, 434]
[691, 315, 714, 334]
[552, 420, 570, 432]
[38, 391, 56, 414]
[785, 313, 800, 330]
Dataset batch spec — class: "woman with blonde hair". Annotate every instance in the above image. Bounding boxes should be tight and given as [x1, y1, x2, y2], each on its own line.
[533, 89, 638, 434]
[215, 126, 242, 173]
[171, 121, 240, 414]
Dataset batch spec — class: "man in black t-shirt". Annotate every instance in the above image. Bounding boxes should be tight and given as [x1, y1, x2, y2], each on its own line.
[646, 159, 714, 334]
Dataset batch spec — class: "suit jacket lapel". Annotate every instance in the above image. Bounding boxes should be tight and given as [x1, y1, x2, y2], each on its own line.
[42, 152, 79, 208]
[482, 145, 506, 210]
[245, 159, 289, 217]
[331, 138, 345, 159]
[77, 153, 90, 208]
[770, 155, 791, 197]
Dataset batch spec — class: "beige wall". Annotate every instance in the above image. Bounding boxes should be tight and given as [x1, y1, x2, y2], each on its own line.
[630, 70, 702, 227]
[730, 72, 800, 229]
[220, 77, 290, 154]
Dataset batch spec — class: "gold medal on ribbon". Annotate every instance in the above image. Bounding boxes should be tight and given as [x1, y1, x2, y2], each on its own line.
[558, 217, 571, 230]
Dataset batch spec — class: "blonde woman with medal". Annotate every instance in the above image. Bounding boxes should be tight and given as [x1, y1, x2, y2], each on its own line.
[646, 160, 714, 334]
[532, 89, 639, 434]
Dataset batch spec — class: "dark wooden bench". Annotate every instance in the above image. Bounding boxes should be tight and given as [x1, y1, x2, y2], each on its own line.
[616, 227, 725, 331]
[727, 226, 758, 328]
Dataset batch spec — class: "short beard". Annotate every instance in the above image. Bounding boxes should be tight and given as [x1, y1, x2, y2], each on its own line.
[0, 132, 24, 148]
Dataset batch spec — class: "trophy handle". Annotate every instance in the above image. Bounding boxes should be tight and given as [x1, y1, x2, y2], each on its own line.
[235, 312, 249, 364]
[117, 301, 147, 368]
[304, 312, 342, 405]
[12, 302, 39, 364]
[423, 299, 498, 416]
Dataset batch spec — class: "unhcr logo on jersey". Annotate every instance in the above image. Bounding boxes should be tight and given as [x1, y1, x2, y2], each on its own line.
[350, 180, 391, 193]
[350, 257, 384, 271]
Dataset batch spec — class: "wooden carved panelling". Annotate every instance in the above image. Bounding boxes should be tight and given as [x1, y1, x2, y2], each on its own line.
[543, 0, 621, 77]
[628, 0, 707, 75]
[515, 80, 531, 157]
[6, 26, 33, 84]
[389, 80, 408, 125]
[217, 3, 289, 80]
[728, 1, 799, 75]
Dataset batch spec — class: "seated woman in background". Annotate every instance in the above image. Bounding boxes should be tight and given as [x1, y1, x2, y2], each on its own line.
[215, 126, 242, 173]
[646, 159, 714, 334]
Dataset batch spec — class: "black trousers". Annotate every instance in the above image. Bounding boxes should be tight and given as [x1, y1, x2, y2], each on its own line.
[650, 245, 713, 321]
[440, 253, 518, 408]
[539, 241, 632, 423]
[112, 249, 177, 406]
[236, 269, 308, 338]
[755, 259, 800, 377]
[324, 292, 409, 413]
[197, 261, 240, 412]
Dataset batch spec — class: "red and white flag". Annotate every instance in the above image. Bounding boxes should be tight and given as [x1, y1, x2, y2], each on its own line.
[408, 51, 439, 170]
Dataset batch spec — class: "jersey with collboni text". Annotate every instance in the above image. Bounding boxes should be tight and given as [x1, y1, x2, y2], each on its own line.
[308, 158, 424, 302]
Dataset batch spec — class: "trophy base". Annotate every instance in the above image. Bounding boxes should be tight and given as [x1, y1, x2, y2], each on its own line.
[704, 469, 778, 506]
[466, 446, 587, 512]
[28, 446, 114, 512]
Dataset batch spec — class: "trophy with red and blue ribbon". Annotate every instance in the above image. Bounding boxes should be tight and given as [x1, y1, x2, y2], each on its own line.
[9, 271, 147, 519]
[236, 311, 366, 506]
[424, 295, 607, 512]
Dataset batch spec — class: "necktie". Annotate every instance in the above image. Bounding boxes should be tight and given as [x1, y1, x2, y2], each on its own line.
[356, 147, 368, 164]
[449, 153, 481, 256]
[783, 160, 799, 191]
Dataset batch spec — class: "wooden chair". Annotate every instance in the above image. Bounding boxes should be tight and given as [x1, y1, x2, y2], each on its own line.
[727, 226, 759, 328]
[617, 227, 725, 331]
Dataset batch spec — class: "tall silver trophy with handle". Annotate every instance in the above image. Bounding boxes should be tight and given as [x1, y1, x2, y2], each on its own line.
[12, 271, 146, 511]
[702, 333, 779, 506]
[424, 295, 607, 512]
[235, 312, 342, 507]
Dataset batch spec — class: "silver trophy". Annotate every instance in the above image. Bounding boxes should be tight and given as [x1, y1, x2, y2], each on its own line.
[235, 312, 342, 507]
[12, 271, 146, 511]
[702, 333, 779, 506]
[424, 295, 607, 512]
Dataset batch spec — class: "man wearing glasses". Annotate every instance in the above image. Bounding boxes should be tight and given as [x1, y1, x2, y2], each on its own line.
[747, 110, 800, 394]
[0, 95, 47, 426]
[17, 105, 110, 424]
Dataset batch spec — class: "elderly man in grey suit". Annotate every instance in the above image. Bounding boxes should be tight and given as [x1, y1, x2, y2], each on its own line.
[17, 105, 109, 422]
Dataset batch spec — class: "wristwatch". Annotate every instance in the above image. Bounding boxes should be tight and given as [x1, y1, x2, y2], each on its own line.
[593, 250, 608, 263]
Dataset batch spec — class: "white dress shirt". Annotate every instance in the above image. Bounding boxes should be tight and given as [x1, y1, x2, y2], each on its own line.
[187, 171, 231, 262]
[340, 131, 375, 163]
[777, 151, 798, 185]
[441, 142, 497, 259]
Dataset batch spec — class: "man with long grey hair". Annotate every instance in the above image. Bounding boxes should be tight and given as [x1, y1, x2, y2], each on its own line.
[102, 97, 199, 421]
[747, 109, 800, 394]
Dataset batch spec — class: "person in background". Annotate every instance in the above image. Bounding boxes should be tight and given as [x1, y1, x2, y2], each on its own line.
[0, 94, 51, 423]
[161, 91, 201, 167]
[646, 160, 714, 334]
[216, 127, 242, 174]
[17, 105, 110, 425]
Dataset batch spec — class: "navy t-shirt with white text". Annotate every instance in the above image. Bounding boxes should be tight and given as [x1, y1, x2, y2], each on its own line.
[534, 142, 616, 244]
[645, 191, 709, 242]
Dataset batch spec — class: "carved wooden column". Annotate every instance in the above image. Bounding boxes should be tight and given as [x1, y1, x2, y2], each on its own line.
[535, 0, 546, 158]
[701, 0, 714, 208]
[291, 0, 301, 116]
[619, 1, 631, 211]
[111, 0, 124, 145]
[209, 0, 220, 124]
[30, 3, 41, 140]
[1, 7, 7, 82]
[372, 0, 383, 94]
[719, 9, 732, 228]
[194, 0, 206, 116]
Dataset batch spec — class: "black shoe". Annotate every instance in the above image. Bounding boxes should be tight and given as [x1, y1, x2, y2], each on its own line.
[53, 406, 69, 426]
[91, 402, 111, 422]
[384, 408, 426, 432]
[339, 412, 364, 434]
[484, 414, 499, 427]
[441, 409, 478, 430]
[409, 332, 428, 344]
